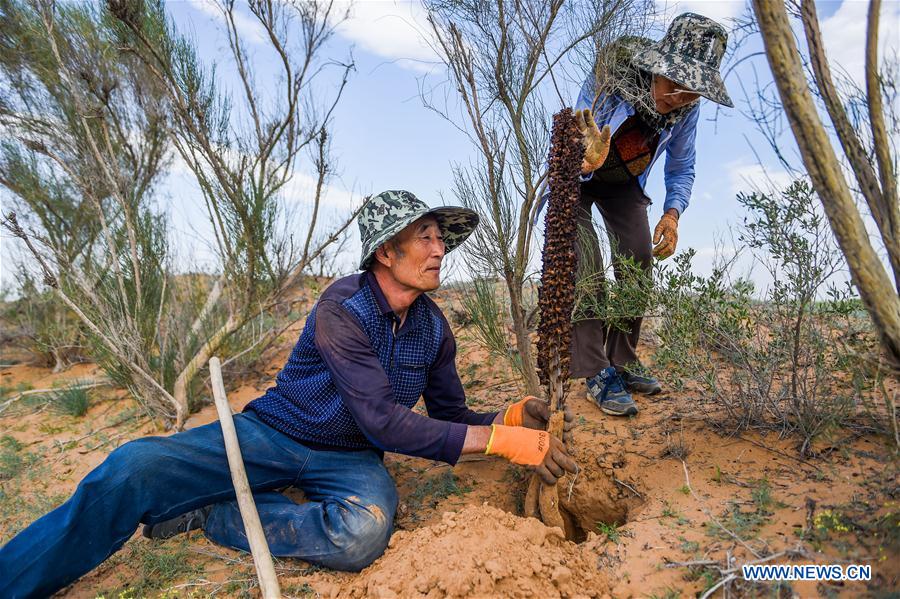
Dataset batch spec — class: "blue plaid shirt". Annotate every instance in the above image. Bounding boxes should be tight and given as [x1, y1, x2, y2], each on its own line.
[246, 271, 497, 464]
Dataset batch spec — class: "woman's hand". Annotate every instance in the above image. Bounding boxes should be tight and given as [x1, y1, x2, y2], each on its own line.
[575, 108, 611, 174]
[652, 209, 680, 259]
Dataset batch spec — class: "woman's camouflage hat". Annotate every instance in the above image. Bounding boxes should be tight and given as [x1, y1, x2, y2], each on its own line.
[357, 190, 479, 270]
[632, 12, 733, 108]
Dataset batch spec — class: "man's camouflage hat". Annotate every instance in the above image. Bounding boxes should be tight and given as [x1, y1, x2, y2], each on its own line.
[357, 190, 479, 270]
[633, 12, 733, 108]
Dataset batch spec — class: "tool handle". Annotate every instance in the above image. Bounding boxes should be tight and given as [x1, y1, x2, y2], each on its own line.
[209, 357, 281, 598]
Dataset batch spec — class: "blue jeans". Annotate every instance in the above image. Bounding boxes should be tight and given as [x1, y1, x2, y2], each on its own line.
[0, 411, 398, 598]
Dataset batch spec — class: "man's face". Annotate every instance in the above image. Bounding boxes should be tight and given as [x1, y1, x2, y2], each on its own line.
[651, 75, 700, 114]
[379, 216, 446, 293]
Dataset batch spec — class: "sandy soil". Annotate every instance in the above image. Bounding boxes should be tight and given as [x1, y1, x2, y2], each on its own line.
[1, 288, 897, 598]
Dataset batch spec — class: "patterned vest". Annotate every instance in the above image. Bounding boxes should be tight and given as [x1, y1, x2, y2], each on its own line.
[587, 114, 660, 187]
[246, 275, 443, 449]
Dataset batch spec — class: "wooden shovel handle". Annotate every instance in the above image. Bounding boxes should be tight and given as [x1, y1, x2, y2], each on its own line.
[209, 357, 281, 599]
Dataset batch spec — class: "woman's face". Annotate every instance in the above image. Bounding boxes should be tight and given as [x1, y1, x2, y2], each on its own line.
[651, 75, 701, 114]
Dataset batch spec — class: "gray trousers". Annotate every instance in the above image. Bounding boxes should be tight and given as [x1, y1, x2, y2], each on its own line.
[569, 180, 653, 379]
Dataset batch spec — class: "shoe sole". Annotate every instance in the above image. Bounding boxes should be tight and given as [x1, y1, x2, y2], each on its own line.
[143, 523, 186, 540]
[599, 404, 639, 417]
[142, 511, 207, 540]
[626, 383, 661, 395]
[587, 391, 639, 417]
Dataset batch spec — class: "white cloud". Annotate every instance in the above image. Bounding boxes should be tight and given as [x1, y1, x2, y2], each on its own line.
[655, 0, 749, 27]
[336, 1, 753, 73]
[280, 171, 362, 213]
[187, 0, 268, 45]
[334, 0, 439, 72]
[818, 0, 900, 88]
[726, 159, 793, 195]
[188, 0, 439, 69]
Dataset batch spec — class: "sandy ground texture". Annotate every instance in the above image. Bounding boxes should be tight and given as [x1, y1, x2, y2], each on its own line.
[1, 286, 898, 598]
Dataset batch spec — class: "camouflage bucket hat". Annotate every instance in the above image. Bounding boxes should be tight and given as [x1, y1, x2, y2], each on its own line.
[632, 12, 733, 108]
[357, 190, 480, 270]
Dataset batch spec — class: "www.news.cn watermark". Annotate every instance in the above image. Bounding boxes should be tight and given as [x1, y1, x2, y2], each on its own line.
[742, 564, 872, 582]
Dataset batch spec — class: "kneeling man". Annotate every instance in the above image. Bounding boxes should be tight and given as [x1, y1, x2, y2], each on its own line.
[0, 190, 576, 598]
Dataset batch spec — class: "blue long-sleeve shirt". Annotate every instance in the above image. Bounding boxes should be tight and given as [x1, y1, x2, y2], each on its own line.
[575, 76, 699, 215]
[536, 76, 700, 219]
[246, 271, 497, 464]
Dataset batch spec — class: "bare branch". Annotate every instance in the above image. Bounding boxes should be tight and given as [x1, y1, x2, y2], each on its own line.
[864, 0, 900, 288]
[799, 0, 900, 291]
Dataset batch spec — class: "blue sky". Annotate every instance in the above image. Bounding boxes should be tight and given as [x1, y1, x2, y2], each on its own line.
[2, 0, 898, 294]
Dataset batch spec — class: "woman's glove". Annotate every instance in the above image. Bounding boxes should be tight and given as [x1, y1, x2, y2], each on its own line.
[652, 210, 679, 259]
[575, 108, 611, 174]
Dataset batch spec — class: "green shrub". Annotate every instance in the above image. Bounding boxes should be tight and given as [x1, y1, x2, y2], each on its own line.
[49, 383, 91, 417]
[0, 435, 27, 480]
[653, 180, 889, 453]
[1, 270, 86, 371]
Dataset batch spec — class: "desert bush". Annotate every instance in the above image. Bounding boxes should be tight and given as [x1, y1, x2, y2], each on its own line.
[0, 435, 31, 481]
[104, 0, 358, 427]
[0, 270, 86, 371]
[748, 1, 900, 368]
[48, 382, 91, 417]
[654, 180, 893, 453]
[572, 227, 654, 336]
[652, 249, 753, 393]
[1, 0, 357, 428]
[1, 0, 181, 421]
[458, 279, 528, 380]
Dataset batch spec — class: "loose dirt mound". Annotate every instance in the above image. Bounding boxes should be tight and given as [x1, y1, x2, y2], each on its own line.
[327, 503, 610, 598]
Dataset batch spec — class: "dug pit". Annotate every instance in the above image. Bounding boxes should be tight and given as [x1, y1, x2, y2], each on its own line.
[557, 446, 645, 543]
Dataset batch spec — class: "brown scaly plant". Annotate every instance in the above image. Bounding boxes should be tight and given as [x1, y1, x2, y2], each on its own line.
[523, 108, 582, 528]
[424, 0, 652, 396]
[537, 109, 581, 413]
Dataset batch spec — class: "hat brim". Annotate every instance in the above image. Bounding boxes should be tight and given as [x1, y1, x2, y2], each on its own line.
[633, 48, 733, 108]
[359, 206, 479, 270]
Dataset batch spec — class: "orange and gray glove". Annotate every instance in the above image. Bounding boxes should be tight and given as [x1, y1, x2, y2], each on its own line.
[574, 108, 612, 175]
[485, 424, 578, 485]
[503, 396, 575, 443]
[652, 209, 680, 259]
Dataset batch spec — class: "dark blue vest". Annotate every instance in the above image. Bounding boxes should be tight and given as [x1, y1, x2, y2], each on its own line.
[247, 275, 443, 450]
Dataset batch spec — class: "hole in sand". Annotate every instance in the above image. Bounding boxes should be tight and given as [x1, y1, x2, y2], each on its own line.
[556, 470, 644, 543]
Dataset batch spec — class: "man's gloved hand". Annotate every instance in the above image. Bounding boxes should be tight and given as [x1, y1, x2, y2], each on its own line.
[652, 209, 680, 259]
[485, 425, 578, 485]
[574, 108, 611, 175]
[503, 397, 575, 444]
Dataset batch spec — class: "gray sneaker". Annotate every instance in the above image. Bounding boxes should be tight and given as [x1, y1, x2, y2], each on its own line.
[143, 505, 212, 540]
[621, 369, 662, 395]
[586, 367, 638, 416]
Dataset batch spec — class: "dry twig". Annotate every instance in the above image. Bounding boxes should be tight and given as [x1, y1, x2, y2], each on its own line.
[682, 460, 762, 559]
